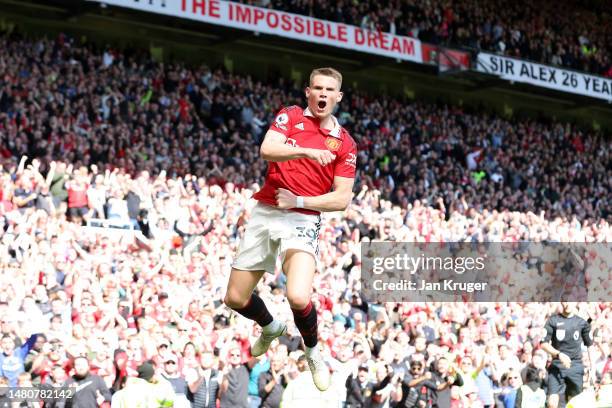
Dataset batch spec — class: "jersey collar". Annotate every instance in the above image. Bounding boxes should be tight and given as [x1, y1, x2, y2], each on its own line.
[303, 107, 341, 139]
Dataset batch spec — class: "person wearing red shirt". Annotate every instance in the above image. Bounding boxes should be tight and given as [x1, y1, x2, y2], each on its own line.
[224, 67, 357, 392]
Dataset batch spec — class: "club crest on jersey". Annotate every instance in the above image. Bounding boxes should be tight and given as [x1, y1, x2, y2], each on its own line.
[325, 137, 342, 152]
[555, 329, 565, 341]
[573, 330, 579, 341]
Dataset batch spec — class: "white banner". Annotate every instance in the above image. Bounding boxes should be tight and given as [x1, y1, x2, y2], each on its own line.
[476, 53, 612, 102]
[89, 0, 422, 63]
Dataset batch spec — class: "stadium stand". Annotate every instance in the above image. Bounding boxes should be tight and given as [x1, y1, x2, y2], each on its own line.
[0, 34, 609, 222]
[237, 0, 612, 77]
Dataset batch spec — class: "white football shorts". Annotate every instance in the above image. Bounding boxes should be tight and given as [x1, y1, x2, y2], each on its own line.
[232, 202, 321, 273]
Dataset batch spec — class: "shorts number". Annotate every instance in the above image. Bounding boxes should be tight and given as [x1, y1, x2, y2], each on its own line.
[295, 226, 318, 246]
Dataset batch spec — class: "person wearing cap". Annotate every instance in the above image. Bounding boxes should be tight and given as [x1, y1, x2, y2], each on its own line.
[110, 361, 175, 408]
[525, 350, 549, 391]
[345, 364, 375, 407]
[161, 353, 190, 408]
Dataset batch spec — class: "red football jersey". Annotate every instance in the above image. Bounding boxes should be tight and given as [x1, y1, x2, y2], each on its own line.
[253, 105, 357, 215]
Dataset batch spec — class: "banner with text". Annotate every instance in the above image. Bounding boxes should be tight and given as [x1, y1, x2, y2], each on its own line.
[476, 53, 612, 102]
[89, 0, 422, 63]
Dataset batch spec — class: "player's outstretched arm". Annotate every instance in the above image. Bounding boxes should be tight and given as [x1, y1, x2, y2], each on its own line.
[260, 129, 335, 165]
[276, 176, 354, 212]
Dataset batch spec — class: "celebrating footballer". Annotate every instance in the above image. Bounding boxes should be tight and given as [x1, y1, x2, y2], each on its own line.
[223, 67, 357, 391]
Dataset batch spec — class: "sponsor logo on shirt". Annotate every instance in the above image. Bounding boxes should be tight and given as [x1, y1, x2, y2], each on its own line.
[573, 330, 579, 341]
[345, 152, 357, 167]
[286, 138, 298, 147]
[294, 122, 304, 130]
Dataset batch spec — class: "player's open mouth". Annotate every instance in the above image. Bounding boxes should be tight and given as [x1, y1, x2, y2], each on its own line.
[317, 100, 327, 110]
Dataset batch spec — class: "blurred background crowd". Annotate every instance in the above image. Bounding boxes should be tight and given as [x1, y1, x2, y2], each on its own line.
[237, 0, 612, 77]
[0, 28, 610, 408]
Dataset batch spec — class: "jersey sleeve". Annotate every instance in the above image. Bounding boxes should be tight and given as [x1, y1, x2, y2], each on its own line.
[334, 137, 357, 178]
[543, 317, 554, 343]
[268, 107, 293, 137]
[581, 319, 593, 346]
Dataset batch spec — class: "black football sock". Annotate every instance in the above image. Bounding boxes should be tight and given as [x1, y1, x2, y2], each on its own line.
[291, 301, 318, 348]
[231, 293, 274, 327]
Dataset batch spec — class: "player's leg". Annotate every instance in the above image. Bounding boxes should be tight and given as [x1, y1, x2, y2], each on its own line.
[224, 268, 266, 311]
[224, 268, 286, 357]
[564, 363, 584, 402]
[284, 249, 330, 391]
[225, 204, 287, 356]
[547, 365, 564, 408]
[284, 249, 317, 345]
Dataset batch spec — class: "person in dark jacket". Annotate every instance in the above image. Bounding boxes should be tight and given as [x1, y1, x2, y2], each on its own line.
[219, 347, 250, 408]
[431, 356, 464, 408]
[345, 364, 375, 407]
[63, 356, 111, 408]
[257, 354, 289, 408]
[400, 356, 438, 408]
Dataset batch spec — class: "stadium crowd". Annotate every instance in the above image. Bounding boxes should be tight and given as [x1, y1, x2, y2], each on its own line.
[0, 31, 611, 407]
[0, 32, 609, 223]
[238, 0, 612, 77]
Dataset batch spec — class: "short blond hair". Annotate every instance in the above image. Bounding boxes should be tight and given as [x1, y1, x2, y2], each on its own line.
[309, 67, 342, 89]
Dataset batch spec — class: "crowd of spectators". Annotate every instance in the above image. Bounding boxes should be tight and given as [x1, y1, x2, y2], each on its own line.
[1, 32, 609, 224]
[238, 0, 612, 77]
[0, 32, 611, 407]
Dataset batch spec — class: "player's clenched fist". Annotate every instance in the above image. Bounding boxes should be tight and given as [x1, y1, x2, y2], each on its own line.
[305, 148, 336, 166]
[276, 188, 297, 209]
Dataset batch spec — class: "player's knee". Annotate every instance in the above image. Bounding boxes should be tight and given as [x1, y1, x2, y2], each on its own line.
[223, 290, 249, 310]
[287, 292, 310, 310]
[547, 395, 558, 408]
